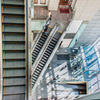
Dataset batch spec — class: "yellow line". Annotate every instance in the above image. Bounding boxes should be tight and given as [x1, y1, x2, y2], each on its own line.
[48, 25, 52, 28]
[48, 26, 62, 34]
[57, 30, 62, 34]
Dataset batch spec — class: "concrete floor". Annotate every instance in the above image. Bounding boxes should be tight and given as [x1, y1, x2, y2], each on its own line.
[51, 6, 72, 24]
[49, 17, 67, 33]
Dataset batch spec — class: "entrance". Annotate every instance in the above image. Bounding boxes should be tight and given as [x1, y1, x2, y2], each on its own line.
[59, 0, 68, 5]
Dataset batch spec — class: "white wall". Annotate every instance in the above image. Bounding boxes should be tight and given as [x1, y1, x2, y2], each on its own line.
[48, 0, 59, 11]
[74, 0, 100, 20]
[66, 20, 83, 33]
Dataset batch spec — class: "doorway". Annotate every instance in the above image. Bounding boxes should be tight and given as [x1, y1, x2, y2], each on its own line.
[59, 0, 69, 5]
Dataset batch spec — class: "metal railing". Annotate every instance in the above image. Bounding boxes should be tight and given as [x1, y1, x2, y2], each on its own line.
[31, 23, 58, 73]
[31, 17, 50, 53]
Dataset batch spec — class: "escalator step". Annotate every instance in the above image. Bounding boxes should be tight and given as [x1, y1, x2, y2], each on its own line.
[46, 49, 52, 54]
[40, 61, 45, 65]
[32, 58, 35, 61]
[33, 50, 38, 55]
[32, 72, 38, 78]
[44, 52, 51, 56]
[35, 70, 40, 73]
[36, 67, 42, 71]
[41, 59, 47, 63]
[43, 54, 49, 58]
[32, 55, 36, 59]
[32, 53, 37, 57]
[47, 47, 52, 52]
[40, 37, 46, 41]
[32, 59, 35, 62]
[37, 65, 43, 69]
[48, 45, 54, 49]
[32, 81, 35, 83]
[32, 77, 37, 81]
[37, 43, 42, 48]
[32, 75, 37, 78]
[41, 34, 47, 38]
[49, 43, 55, 47]
[51, 41, 57, 45]
[38, 63, 44, 67]
[42, 56, 47, 60]
[34, 48, 40, 52]
[33, 72, 38, 76]
[52, 38, 58, 42]
[32, 79, 35, 82]
[39, 39, 44, 43]
[35, 69, 40, 74]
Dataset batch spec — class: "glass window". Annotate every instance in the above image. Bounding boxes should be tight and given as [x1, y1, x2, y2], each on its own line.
[34, 0, 38, 4]
[40, 0, 46, 4]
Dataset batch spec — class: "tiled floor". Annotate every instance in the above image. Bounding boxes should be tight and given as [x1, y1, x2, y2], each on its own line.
[33, 6, 72, 24]
[33, 6, 48, 20]
[51, 6, 72, 24]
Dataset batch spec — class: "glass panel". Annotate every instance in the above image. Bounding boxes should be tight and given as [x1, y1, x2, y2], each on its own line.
[40, 0, 46, 4]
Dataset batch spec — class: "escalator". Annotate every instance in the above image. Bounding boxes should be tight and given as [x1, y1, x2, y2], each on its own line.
[1, 0, 27, 100]
[32, 26, 52, 65]
[31, 25, 62, 88]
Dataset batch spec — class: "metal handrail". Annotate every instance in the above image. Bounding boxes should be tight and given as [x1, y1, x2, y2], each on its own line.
[32, 24, 60, 76]
[31, 17, 50, 53]
[31, 23, 58, 73]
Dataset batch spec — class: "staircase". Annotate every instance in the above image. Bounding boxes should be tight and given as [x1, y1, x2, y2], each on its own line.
[1, 0, 27, 100]
[32, 32, 61, 87]
[32, 27, 52, 65]
[31, 24, 62, 88]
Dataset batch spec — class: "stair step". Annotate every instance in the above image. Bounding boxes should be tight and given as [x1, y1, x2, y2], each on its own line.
[49, 43, 55, 47]
[52, 38, 58, 42]
[39, 39, 44, 43]
[37, 65, 43, 69]
[43, 54, 49, 58]
[44, 52, 50, 56]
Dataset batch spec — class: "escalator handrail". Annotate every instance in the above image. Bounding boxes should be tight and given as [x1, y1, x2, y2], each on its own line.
[31, 17, 50, 53]
[31, 24, 60, 76]
[31, 23, 59, 75]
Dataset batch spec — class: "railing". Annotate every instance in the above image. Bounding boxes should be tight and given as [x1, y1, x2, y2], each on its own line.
[31, 23, 58, 73]
[33, 15, 48, 19]
[31, 24, 59, 93]
[31, 18, 75, 92]
[31, 17, 50, 53]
